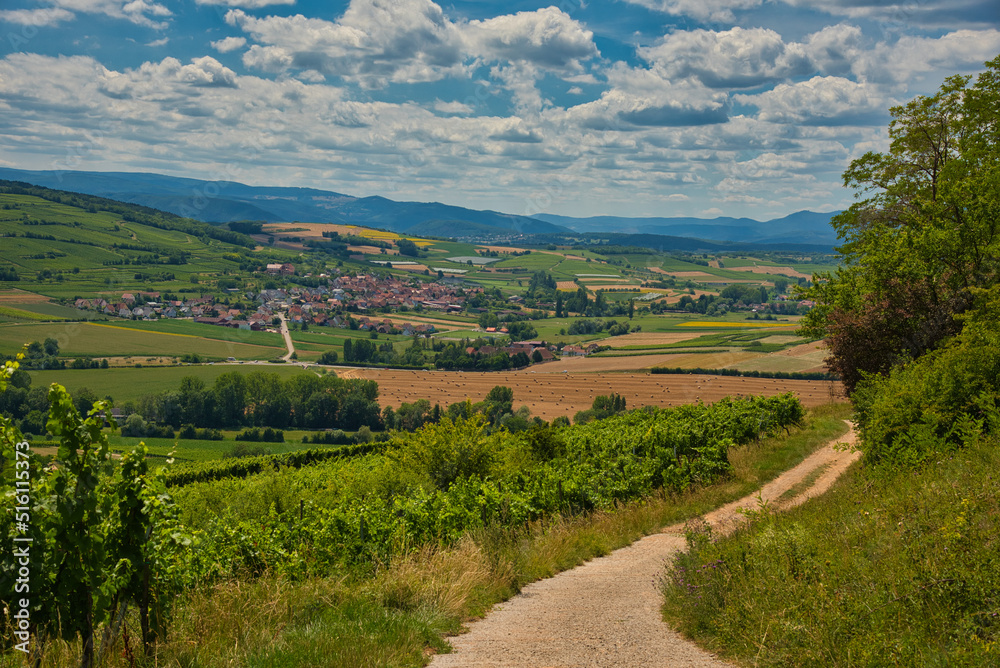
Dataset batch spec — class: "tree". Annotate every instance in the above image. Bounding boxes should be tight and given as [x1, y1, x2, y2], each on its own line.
[800, 56, 1000, 393]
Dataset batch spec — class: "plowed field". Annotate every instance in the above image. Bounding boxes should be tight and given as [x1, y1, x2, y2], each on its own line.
[336, 367, 842, 421]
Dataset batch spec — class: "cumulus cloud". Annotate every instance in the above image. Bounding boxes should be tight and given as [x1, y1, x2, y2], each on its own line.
[225, 0, 598, 89]
[855, 29, 1000, 83]
[0, 8, 74, 26]
[226, 0, 465, 87]
[211, 36, 246, 53]
[465, 8, 598, 71]
[564, 72, 731, 131]
[44, 0, 172, 28]
[639, 27, 811, 88]
[780, 0, 999, 28]
[433, 99, 473, 114]
[197, 0, 293, 7]
[624, 0, 762, 23]
[737, 76, 891, 125]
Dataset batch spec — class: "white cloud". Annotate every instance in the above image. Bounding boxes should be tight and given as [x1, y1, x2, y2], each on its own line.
[855, 29, 1000, 84]
[433, 99, 473, 114]
[146, 37, 168, 47]
[226, 0, 599, 90]
[801, 23, 865, 77]
[780, 0, 998, 28]
[465, 7, 598, 71]
[624, 0, 762, 23]
[567, 86, 583, 94]
[197, 0, 293, 7]
[0, 8, 74, 26]
[46, 0, 172, 28]
[737, 76, 891, 125]
[226, 1, 466, 87]
[638, 27, 811, 89]
[211, 36, 247, 53]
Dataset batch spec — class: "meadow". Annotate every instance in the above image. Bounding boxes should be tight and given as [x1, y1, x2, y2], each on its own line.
[0, 322, 285, 359]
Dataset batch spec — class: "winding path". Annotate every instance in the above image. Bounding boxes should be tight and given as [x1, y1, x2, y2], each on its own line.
[430, 422, 860, 668]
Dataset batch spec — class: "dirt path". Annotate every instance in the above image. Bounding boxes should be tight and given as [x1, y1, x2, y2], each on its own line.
[430, 422, 859, 667]
[277, 313, 295, 361]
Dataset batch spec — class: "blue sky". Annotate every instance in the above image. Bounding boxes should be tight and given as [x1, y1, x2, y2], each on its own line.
[1, 0, 998, 220]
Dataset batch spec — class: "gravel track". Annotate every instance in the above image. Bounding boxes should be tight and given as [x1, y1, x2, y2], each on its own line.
[430, 422, 859, 667]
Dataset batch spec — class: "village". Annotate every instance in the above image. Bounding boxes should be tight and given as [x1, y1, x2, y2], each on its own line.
[68, 265, 591, 363]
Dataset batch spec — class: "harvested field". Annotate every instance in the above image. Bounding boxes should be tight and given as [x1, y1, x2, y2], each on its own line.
[663, 271, 716, 279]
[556, 281, 579, 290]
[603, 331, 709, 348]
[347, 245, 399, 255]
[336, 367, 842, 421]
[730, 341, 831, 374]
[759, 335, 804, 344]
[390, 263, 430, 272]
[672, 350, 762, 368]
[0, 290, 49, 303]
[728, 265, 812, 280]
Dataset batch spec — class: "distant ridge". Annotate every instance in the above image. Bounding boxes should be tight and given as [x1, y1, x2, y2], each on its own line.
[0, 168, 565, 237]
[0, 167, 839, 246]
[532, 210, 841, 246]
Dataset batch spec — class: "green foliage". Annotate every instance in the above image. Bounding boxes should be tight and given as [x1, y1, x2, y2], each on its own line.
[390, 415, 495, 491]
[800, 57, 1000, 392]
[661, 435, 1000, 667]
[0, 359, 189, 664]
[852, 289, 1000, 469]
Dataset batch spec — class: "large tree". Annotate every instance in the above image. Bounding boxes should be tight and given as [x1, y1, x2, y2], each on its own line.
[801, 56, 1000, 393]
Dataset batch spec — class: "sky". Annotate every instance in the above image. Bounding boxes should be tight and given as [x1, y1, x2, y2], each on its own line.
[1, 1, 998, 220]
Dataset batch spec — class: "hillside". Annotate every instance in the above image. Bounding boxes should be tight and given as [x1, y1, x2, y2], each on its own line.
[0, 168, 566, 237]
[0, 180, 286, 298]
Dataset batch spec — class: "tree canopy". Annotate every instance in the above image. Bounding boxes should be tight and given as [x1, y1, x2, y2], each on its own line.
[801, 55, 1000, 393]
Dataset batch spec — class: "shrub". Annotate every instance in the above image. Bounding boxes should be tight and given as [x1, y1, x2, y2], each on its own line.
[853, 302, 1000, 469]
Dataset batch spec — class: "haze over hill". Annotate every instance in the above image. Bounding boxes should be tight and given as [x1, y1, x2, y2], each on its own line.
[533, 211, 841, 246]
[0, 168, 564, 238]
[0, 168, 839, 246]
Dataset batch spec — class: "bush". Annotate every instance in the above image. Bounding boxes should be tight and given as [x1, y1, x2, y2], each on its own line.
[223, 442, 271, 459]
[234, 427, 285, 443]
[853, 306, 1000, 469]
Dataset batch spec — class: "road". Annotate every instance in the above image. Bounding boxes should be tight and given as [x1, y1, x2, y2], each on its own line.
[430, 423, 860, 668]
[277, 313, 295, 361]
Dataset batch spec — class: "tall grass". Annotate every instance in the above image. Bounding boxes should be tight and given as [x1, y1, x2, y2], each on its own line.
[661, 435, 1000, 666]
[37, 404, 850, 668]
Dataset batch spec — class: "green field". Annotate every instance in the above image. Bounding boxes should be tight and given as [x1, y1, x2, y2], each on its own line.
[0, 322, 285, 359]
[28, 364, 323, 403]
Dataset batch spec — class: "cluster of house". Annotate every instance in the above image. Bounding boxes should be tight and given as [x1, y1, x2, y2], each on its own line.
[71, 273, 482, 335]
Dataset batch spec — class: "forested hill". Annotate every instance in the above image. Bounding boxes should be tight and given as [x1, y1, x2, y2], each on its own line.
[0, 168, 566, 237]
[0, 180, 255, 248]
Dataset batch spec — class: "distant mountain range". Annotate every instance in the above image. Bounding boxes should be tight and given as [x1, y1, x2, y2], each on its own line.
[0, 168, 564, 237]
[532, 211, 841, 246]
[0, 167, 839, 247]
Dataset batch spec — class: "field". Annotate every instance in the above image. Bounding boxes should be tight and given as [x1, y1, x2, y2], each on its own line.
[28, 364, 320, 403]
[0, 322, 285, 360]
[337, 366, 841, 421]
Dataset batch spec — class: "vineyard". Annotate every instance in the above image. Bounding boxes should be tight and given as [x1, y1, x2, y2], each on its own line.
[1, 354, 804, 665]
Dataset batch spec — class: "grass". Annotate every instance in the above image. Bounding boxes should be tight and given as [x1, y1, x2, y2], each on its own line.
[28, 365, 323, 404]
[661, 432, 1000, 667]
[36, 404, 851, 668]
[0, 322, 285, 359]
[0, 305, 63, 321]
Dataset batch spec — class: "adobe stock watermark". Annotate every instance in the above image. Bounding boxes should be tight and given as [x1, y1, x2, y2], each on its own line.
[11, 438, 33, 654]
